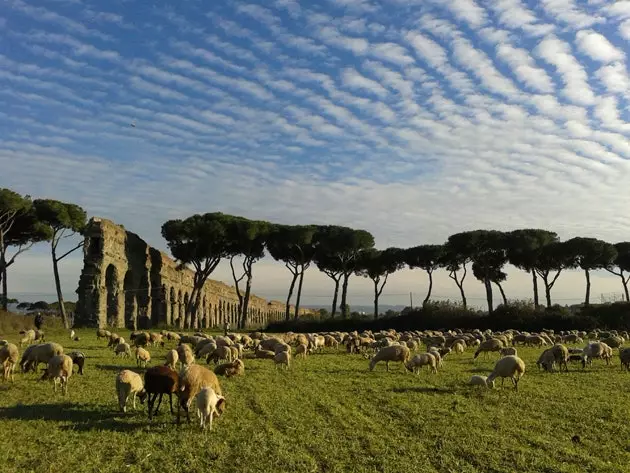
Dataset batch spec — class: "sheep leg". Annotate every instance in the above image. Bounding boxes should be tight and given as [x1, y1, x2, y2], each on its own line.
[132, 392, 136, 410]
[148, 393, 156, 420]
[154, 393, 164, 416]
[169, 393, 175, 414]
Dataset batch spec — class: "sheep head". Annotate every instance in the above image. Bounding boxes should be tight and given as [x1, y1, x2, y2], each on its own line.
[215, 396, 226, 416]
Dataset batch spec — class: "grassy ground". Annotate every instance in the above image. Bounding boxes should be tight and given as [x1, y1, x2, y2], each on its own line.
[1, 328, 630, 473]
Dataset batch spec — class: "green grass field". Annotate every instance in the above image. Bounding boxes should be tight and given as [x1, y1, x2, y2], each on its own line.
[1, 328, 630, 473]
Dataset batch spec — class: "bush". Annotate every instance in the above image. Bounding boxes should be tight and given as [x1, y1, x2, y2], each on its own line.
[0, 310, 65, 334]
[265, 301, 630, 334]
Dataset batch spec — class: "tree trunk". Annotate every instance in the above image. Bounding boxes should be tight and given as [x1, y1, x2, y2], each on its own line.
[531, 270, 539, 309]
[1, 263, 7, 311]
[621, 273, 630, 302]
[449, 269, 467, 309]
[485, 278, 494, 314]
[541, 274, 552, 307]
[51, 244, 69, 329]
[230, 256, 245, 321]
[340, 273, 350, 319]
[330, 277, 340, 318]
[285, 272, 298, 321]
[294, 269, 305, 320]
[495, 282, 507, 306]
[373, 279, 379, 319]
[186, 286, 199, 329]
[584, 269, 591, 306]
[423, 270, 433, 306]
[240, 274, 253, 329]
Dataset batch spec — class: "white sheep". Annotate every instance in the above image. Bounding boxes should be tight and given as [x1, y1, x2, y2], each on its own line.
[165, 349, 179, 370]
[500, 347, 518, 357]
[369, 345, 410, 372]
[405, 353, 437, 374]
[136, 347, 151, 368]
[487, 355, 525, 391]
[196, 386, 226, 430]
[116, 369, 147, 412]
[0, 343, 19, 382]
[115, 342, 131, 358]
[468, 375, 494, 388]
[41, 354, 73, 394]
[274, 351, 291, 370]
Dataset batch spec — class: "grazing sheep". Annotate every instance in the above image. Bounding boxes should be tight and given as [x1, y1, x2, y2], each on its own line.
[176, 344, 195, 368]
[197, 342, 218, 359]
[500, 347, 518, 357]
[525, 335, 546, 347]
[451, 340, 466, 355]
[206, 345, 232, 365]
[20, 342, 64, 373]
[214, 359, 245, 378]
[582, 342, 613, 368]
[0, 343, 19, 382]
[196, 386, 226, 430]
[116, 369, 147, 412]
[136, 347, 151, 368]
[41, 354, 73, 394]
[295, 343, 308, 358]
[115, 343, 131, 358]
[369, 345, 410, 372]
[133, 332, 151, 348]
[108, 333, 122, 348]
[620, 348, 630, 371]
[149, 332, 165, 347]
[487, 355, 526, 391]
[19, 330, 35, 347]
[178, 365, 223, 424]
[144, 366, 179, 420]
[165, 349, 179, 370]
[274, 351, 291, 370]
[469, 375, 494, 388]
[255, 347, 276, 359]
[96, 328, 111, 340]
[66, 351, 86, 375]
[474, 339, 504, 359]
[405, 353, 437, 374]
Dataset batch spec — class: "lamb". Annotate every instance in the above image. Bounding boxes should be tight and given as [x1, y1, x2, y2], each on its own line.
[20, 342, 64, 373]
[486, 355, 526, 391]
[115, 342, 131, 358]
[144, 365, 179, 420]
[500, 347, 518, 357]
[295, 343, 308, 358]
[369, 345, 410, 372]
[274, 351, 291, 370]
[66, 351, 85, 375]
[136, 347, 151, 368]
[178, 364, 223, 424]
[40, 354, 73, 395]
[214, 359, 245, 378]
[405, 353, 437, 374]
[473, 339, 504, 359]
[196, 386, 226, 430]
[0, 343, 19, 382]
[116, 369, 147, 412]
[468, 375, 494, 388]
[19, 329, 35, 347]
[165, 349, 179, 370]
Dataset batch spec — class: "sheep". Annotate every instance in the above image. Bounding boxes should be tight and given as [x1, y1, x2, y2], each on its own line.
[255, 347, 276, 359]
[620, 348, 630, 371]
[206, 345, 232, 365]
[474, 339, 504, 359]
[500, 347, 518, 357]
[96, 328, 111, 340]
[582, 342, 613, 368]
[149, 332, 165, 347]
[178, 364, 223, 424]
[66, 351, 85, 375]
[451, 339, 466, 355]
[176, 344, 195, 368]
[165, 349, 179, 370]
[108, 333, 122, 348]
[144, 366, 180, 420]
[487, 355, 526, 391]
[115, 343, 131, 358]
[468, 375, 494, 388]
[369, 345, 410, 372]
[295, 343, 308, 358]
[196, 386, 226, 430]
[0, 343, 19, 382]
[274, 351, 291, 370]
[229, 346, 239, 362]
[20, 342, 64, 373]
[136, 347, 151, 368]
[405, 353, 437, 374]
[19, 330, 35, 347]
[116, 369, 147, 412]
[40, 354, 73, 395]
[214, 359, 245, 378]
[133, 332, 151, 348]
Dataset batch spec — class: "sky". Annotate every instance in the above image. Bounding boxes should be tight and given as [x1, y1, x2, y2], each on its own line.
[2, 0, 630, 310]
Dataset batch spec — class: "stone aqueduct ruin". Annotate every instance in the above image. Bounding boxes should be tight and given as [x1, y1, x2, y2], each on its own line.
[75, 218, 305, 329]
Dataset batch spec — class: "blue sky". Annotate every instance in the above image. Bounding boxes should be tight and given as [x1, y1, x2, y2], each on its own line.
[2, 0, 630, 309]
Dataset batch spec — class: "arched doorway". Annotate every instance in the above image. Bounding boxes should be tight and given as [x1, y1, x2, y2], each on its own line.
[105, 265, 119, 327]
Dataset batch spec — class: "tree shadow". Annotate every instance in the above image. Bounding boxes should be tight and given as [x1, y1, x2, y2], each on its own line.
[0, 402, 155, 432]
[391, 386, 458, 395]
[94, 363, 138, 372]
[468, 367, 490, 373]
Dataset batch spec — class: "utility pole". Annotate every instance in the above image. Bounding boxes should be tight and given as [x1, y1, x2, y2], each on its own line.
[409, 292, 413, 310]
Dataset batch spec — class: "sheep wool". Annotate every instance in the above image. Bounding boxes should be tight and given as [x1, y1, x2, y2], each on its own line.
[196, 386, 226, 430]
[116, 369, 147, 412]
[41, 354, 73, 395]
[0, 343, 19, 382]
[369, 345, 410, 372]
[487, 355, 526, 391]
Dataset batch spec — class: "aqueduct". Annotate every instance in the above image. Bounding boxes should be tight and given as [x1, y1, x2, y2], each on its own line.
[74, 218, 306, 329]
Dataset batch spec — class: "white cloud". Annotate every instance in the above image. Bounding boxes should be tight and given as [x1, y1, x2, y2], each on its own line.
[541, 0, 604, 28]
[575, 30, 625, 63]
[316, 26, 370, 54]
[595, 62, 630, 93]
[442, 0, 487, 29]
[495, 43, 555, 92]
[371, 42, 414, 66]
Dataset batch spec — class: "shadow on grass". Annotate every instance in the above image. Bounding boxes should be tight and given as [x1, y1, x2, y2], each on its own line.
[391, 386, 457, 395]
[94, 363, 137, 372]
[0, 402, 148, 432]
